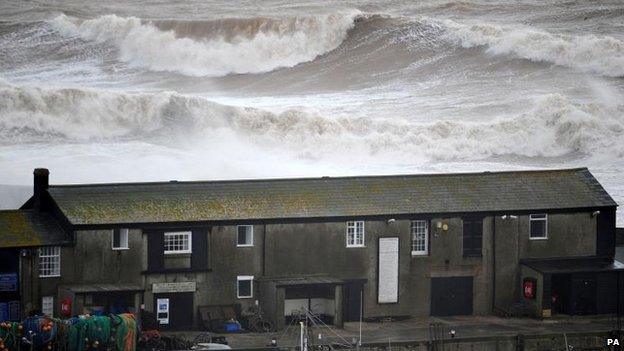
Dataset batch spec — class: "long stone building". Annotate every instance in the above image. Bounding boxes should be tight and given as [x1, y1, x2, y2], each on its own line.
[0, 167, 621, 329]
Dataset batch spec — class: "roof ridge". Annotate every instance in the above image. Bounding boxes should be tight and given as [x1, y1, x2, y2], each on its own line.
[48, 167, 589, 189]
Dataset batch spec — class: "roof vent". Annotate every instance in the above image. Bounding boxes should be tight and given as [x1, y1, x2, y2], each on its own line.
[169, 180, 178, 183]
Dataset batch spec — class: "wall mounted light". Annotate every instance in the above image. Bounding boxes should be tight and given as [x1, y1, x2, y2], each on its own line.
[592, 210, 601, 217]
[387, 218, 396, 224]
[501, 215, 518, 220]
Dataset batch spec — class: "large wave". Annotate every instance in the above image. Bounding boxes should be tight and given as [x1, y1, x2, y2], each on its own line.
[438, 18, 624, 77]
[1, 80, 622, 162]
[49, 12, 359, 77]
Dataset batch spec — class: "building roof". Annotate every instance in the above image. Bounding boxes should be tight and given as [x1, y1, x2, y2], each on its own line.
[521, 257, 624, 274]
[45, 167, 616, 226]
[0, 210, 69, 247]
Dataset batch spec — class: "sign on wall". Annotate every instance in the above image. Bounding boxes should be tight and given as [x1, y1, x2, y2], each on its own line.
[152, 282, 196, 293]
[156, 298, 169, 325]
[378, 237, 399, 303]
[0, 273, 18, 292]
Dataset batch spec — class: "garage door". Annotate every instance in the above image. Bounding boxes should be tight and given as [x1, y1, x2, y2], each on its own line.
[430, 277, 473, 316]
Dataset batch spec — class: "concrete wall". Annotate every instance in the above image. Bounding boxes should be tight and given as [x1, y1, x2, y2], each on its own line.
[494, 212, 597, 312]
[261, 217, 493, 318]
[20, 229, 144, 316]
[18, 210, 600, 325]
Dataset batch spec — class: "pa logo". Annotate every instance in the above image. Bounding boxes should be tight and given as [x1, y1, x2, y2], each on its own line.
[607, 338, 620, 346]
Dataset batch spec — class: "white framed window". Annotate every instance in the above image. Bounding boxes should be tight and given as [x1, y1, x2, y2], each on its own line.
[237, 225, 253, 247]
[164, 231, 192, 254]
[112, 228, 129, 250]
[529, 214, 548, 240]
[38, 246, 60, 277]
[41, 296, 54, 316]
[346, 221, 365, 247]
[411, 220, 429, 255]
[237, 275, 254, 298]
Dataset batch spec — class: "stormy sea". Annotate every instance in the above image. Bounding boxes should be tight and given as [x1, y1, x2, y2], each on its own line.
[0, 1, 623, 223]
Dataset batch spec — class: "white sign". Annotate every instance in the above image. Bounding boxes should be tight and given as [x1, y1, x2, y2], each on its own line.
[156, 298, 169, 325]
[378, 237, 399, 303]
[152, 281, 196, 293]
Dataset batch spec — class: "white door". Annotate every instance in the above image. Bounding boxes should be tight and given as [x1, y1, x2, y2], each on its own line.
[378, 237, 399, 303]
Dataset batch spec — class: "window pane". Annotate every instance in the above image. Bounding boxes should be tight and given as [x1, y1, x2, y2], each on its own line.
[237, 226, 252, 245]
[39, 246, 60, 277]
[411, 220, 428, 254]
[238, 279, 252, 297]
[530, 220, 546, 238]
[164, 232, 191, 253]
[113, 231, 121, 248]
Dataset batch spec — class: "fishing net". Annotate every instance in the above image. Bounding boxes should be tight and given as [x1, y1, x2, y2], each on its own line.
[1, 314, 138, 351]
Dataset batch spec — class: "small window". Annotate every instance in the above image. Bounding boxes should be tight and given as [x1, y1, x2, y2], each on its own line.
[39, 246, 61, 277]
[530, 214, 548, 239]
[411, 220, 429, 255]
[237, 225, 253, 247]
[112, 229, 129, 250]
[463, 217, 483, 257]
[164, 231, 192, 254]
[41, 296, 54, 316]
[237, 275, 254, 298]
[346, 221, 365, 247]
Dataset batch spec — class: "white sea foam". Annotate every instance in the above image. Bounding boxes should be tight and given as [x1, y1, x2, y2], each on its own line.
[49, 13, 358, 77]
[1, 81, 622, 163]
[438, 18, 624, 77]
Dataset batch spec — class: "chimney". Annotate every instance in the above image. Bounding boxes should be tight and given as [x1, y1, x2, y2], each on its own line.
[33, 168, 49, 211]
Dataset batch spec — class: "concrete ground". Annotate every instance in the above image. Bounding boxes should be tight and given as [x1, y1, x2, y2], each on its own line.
[164, 315, 622, 348]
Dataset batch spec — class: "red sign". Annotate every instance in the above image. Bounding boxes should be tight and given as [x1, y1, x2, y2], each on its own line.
[523, 278, 536, 299]
[60, 298, 72, 317]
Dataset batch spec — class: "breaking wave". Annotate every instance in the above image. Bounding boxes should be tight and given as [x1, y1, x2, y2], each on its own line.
[439, 18, 624, 77]
[49, 12, 360, 77]
[1, 80, 622, 162]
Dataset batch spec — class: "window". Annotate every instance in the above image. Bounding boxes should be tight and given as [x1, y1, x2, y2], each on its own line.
[463, 217, 483, 257]
[411, 220, 429, 255]
[164, 231, 192, 254]
[112, 228, 129, 250]
[237, 276, 253, 298]
[530, 214, 548, 239]
[39, 246, 60, 277]
[346, 221, 365, 247]
[237, 225, 253, 246]
[41, 296, 54, 316]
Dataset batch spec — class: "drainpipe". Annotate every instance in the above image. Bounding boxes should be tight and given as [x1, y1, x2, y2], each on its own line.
[492, 216, 497, 311]
[262, 224, 267, 277]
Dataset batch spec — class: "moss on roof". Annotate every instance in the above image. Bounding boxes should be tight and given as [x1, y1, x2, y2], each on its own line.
[0, 210, 68, 247]
[46, 168, 616, 225]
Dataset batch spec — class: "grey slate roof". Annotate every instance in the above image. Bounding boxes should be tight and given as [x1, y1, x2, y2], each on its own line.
[46, 168, 616, 226]
[0, 210, 69, 247]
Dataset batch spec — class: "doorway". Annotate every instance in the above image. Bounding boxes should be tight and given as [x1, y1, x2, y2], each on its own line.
[430, 277, 473, 316]
[153, 292, 194, 329]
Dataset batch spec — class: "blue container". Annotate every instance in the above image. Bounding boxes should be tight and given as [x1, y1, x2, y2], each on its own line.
[224, 322, 240, 332]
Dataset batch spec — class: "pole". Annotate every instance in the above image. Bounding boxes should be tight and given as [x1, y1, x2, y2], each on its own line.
[300, 322, 304, 351]
[618, 271, 621, 339]
[359, 289, 363, 347]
